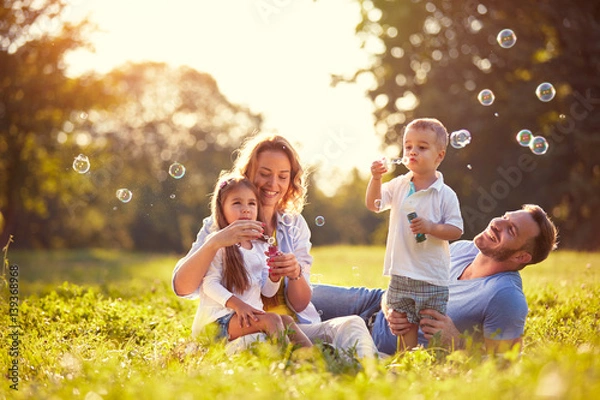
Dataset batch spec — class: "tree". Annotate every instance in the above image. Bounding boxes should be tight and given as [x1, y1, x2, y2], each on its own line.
[0, 0, 112, 248]
[344, 0, 600, 249]
[78, 62, 262, 251]
[0, 1, 262, 250]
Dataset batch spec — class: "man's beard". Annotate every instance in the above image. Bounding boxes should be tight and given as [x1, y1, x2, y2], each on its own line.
[474, 233, 517, 262]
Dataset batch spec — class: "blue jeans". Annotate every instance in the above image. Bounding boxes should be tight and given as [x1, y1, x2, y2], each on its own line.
[311, 284, 402, 355]
[311, 284, 384, 323]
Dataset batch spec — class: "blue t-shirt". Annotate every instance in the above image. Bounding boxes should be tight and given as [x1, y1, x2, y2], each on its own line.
[373, 240, 528, 353]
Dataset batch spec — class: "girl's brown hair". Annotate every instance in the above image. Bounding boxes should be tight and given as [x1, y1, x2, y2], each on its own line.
[231, 132, 308, 214]
[210, 174, 264, 293]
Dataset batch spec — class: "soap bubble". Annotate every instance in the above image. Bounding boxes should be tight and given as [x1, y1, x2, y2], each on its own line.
[497, 29, 517, 48]
[72, 154, 90, 174]
[477, 89, 495, 106]
[262, 234, 276, 245]
[315, 216, 325, 227]
[450, 129, 472, 149]
[374, 199, 382, 210]
[535, 82, 556, 102]
[168, 162, 186, 179]
[516, 129, 533, 147]
[389, 157, 407, 166]
[116, 188, 133, 203]
[529, 136, 549, 155]
[281, 213, 293, 226]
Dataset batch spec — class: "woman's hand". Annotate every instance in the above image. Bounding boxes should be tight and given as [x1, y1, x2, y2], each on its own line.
[266, 251, 302, 281]
[211, 220, 264, 247]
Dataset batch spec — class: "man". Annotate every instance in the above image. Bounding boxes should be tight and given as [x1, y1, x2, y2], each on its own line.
[311, 204, 559, 355]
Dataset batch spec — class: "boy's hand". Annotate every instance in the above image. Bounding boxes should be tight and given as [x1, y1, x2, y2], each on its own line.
[409, 216, 433, 234]
[370, 159, 388, 179]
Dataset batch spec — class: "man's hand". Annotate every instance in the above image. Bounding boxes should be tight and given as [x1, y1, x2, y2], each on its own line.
[384, 308, 413, 336]
[419, 309, 461, 347]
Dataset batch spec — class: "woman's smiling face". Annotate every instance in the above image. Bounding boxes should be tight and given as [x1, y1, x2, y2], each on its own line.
[251, 150, 291, 209]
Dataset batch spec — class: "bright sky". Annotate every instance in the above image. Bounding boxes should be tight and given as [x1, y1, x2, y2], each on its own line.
[64, 0, 387, 195]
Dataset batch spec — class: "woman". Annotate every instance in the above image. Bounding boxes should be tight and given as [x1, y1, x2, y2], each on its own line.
[172, 132, 377, 358]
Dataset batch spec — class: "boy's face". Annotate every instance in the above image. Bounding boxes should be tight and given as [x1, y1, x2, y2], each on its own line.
[402, 128, 446, 175]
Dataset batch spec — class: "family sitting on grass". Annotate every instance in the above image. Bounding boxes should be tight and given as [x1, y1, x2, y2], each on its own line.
[172, 122, 558, 359]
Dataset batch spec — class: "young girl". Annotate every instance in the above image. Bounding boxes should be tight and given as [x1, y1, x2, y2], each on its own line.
[199, 175, 312, 348]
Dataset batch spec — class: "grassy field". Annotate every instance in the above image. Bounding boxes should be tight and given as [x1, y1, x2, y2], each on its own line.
[1, 246, 599, 399]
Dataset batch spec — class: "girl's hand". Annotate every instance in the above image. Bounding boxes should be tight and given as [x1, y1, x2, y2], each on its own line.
[370, 159, 388, 180]
[228, 297, 265, 328]
[409, 216, 433, 235]
[212, 219, 264, 248]
[266, 251, 302, 280]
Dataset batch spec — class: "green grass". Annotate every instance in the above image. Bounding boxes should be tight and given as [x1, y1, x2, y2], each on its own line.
[1, 247, 600, 399]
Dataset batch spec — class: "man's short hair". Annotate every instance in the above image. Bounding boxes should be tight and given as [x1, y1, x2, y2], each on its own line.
[522, 204, 559, 265]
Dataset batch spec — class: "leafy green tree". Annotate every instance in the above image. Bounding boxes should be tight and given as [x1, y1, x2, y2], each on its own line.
[345, 0, 600, 249]
[80, 62, 262, 251]
[0, 0, 113, 248]
[0, 1, 262, 250]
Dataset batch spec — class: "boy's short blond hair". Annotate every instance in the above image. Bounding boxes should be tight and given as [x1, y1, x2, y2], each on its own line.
[404, 118, 449, 150]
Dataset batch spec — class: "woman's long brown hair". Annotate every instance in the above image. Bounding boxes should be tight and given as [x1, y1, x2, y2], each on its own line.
[231, 132, 308, 215]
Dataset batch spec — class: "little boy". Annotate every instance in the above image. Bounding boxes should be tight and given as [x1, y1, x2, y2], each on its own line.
[365, 118, 463, 351]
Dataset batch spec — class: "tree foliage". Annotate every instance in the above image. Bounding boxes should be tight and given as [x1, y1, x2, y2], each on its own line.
[343, 0, 600, 249]
[0, 1, 261, 250]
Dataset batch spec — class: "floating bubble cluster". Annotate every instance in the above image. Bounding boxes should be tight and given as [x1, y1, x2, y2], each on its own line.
[315, 216, 325, 227]
[72, 154, 90, 174]
[116, 188, 133, 203]
[535, 82, 556, 102]
[477, 89, 495, 106]
[497, 29, 517, 48]
[168, 162, 186, 179]
[516, 129, 533, 147]
[530, 136, 549, 155]
[450, 129, 472, 149]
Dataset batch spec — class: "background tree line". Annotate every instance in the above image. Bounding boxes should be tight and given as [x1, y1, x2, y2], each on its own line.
[1, 0, 598, 251]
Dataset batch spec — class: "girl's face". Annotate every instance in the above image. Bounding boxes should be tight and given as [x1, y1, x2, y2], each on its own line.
[252, 150, 291, 209]
[222, 186, 259, 225]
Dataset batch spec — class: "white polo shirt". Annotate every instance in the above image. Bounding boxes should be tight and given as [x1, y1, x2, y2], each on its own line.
[378, 171, 463, 286]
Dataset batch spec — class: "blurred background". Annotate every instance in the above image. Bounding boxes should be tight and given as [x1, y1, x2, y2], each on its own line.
[1, 0, 599, 252]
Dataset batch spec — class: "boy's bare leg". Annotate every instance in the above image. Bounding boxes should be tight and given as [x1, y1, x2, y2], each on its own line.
[397, 323, 418, 352]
